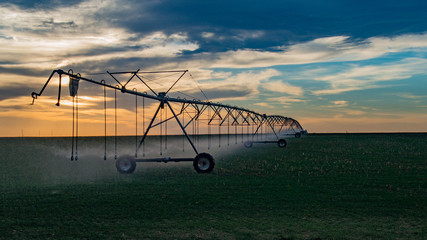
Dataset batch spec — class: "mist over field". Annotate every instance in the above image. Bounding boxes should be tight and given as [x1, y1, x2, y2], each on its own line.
[1, 134, 278, 185]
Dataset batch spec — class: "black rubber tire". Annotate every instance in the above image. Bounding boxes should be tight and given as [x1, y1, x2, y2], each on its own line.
[193, 153, 215, 173]
[115, 155, 136, 174]
[295, 133, 301, 138]
[277, 139, 287, 148]
[244, 141, 253, 148]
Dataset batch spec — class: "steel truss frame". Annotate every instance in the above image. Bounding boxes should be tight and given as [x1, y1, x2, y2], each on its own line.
[32, 69, 306, 173]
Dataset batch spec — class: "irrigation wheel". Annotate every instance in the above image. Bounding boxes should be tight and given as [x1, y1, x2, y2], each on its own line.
[193, 152, 215, 173]
[277, 139, 287, 148]
[116, 155, 136, 174]
[295, 132, 301, 138]
[244, 141, 253, 148]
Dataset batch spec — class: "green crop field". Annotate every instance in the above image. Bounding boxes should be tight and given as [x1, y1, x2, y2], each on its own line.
[1, 133, 426, 239]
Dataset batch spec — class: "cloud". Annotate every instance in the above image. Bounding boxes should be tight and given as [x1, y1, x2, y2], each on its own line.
[0, 1, 199, 72]
[330, 100, 348, 107]
[146, 68, 286, 102]
[253, 102, 274, 109]
[3, 0, 427, 84]
[193, 69, 282, 99]
[0, 82, 38, 99]
[201, 32, 215, 39]
[262, 81, 303, 96]
[266, 96, 306, 105]
[344, 110, 365, 116]
[313, 87, 367, 95]
[231, 30, 265, 41]
[397, 93, 427, 99]
[3, 1, 427, 73]
[172, 33, 427, 69]
[311, 57, 427, 95]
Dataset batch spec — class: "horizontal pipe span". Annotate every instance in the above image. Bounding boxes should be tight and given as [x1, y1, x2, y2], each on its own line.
[135, 157, 194, 163]
[32, 69, 305, 132]
[51, 70, 264, 116]
[250, 141, 279, 144]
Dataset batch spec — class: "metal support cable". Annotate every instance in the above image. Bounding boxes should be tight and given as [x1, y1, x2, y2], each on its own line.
[135, 90, 138, 158]
[137, 102, 162, 152]
[103, 81, 107, 160]
[227, 115, 230, 146]
[70, 93, 79, 161]
[165, 70, 188, 94]
[208, 107, 211, 150]
[107, 71, 124, 88]
[241, 124, 243, 143]
[235, 123, 237, 144]
[247, 124, 249, 142]
[189, 72, 209, 101]
[142, 95, 145, 157]
[139, 73, 199, 100]
[192, 111, 196, 143]
[75, 94, 78, 160]
[71, 95, 75, 161]
[135, 75, 157, 96]
[160, 106, 163, 156]
[123, 69, 140, 88]
[182, 107, 185, 152]
[198, 112, 201, 147]
[218, 116, 221, 148]
[252, 122, 255, 140]
[196, 116, 199, 148]
[114, 88, 118, 160]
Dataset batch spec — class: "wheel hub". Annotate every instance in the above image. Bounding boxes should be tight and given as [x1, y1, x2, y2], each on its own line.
[198, 158, 210, 170]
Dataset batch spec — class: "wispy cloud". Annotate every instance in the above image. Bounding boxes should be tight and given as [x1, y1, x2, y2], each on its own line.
[311, 57, 427, 95]
[344, 110, 365, 116]
[183, 34, 427, 69]
[396, 93, 427, 99]
[253, 102, 275, 109]
[197, 69, 282, 99]
[330, 100, 348, 107]
[262, 81, 303, 96]
[266, 96, 306, 105]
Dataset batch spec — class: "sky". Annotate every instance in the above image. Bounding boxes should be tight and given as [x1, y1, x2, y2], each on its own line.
[0, 0, 426, 136]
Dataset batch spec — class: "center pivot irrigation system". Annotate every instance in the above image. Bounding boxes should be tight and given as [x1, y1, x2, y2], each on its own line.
[31, 69, 306, 174]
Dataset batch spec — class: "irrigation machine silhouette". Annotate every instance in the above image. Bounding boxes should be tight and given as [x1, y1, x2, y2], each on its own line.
[32, 69, 306, 174]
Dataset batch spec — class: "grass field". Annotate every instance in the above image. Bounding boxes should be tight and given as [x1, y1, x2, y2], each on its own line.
[0, 133, 426, 239]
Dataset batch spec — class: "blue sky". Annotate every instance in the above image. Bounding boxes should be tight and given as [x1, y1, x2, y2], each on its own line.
[0, 0, 426, 136]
